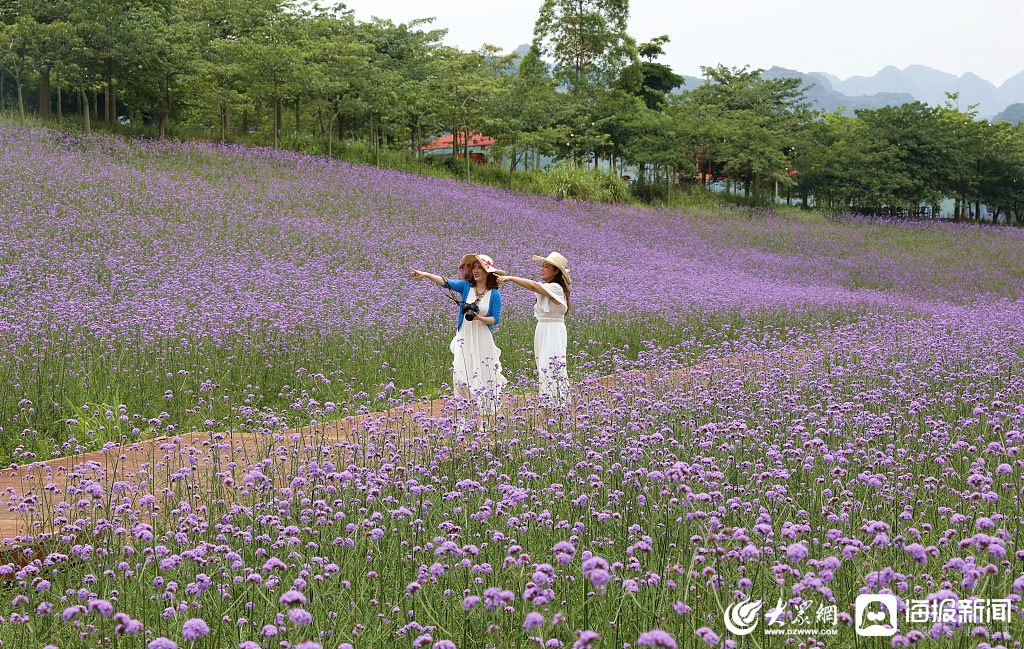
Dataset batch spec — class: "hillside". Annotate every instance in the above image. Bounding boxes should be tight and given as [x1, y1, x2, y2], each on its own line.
[2, 123, 1024, 649]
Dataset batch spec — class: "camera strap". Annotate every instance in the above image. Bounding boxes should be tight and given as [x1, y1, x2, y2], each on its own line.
[440, 279, 466, 308]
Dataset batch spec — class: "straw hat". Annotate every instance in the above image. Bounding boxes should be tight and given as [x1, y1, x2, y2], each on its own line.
[531, 252, 571, 286]
[462, 254, 506, 275]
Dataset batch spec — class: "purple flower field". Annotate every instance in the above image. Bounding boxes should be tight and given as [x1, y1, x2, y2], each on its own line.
[1, 123, 1024, 648]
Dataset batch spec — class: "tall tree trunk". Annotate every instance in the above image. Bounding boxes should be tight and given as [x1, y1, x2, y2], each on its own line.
[92, 89, 99, 124]
[294, 97, 300, 132]
[368, 113, 374, 154]
[509, 143, 516, 188]
[161, 84, 170, 139]
[220, 104, 228, 143]
[16, 78, 25, 125]
[0, 70, 5, 111]
[105, 59, 115, 124]
[338, 113, 344, 142]
[464, 126, 470, 181]
[242, 108, 249, 134]
[39, 65, 51, 120]
[328, 109, 336, 158]
[274, 97, 282, 147]
[79, 84, 91, 134]
[414, 119, 421, 161]
[56, 71, 63, 120]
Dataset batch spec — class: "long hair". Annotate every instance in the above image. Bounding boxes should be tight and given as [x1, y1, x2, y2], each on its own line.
[551, 269, 570, 312]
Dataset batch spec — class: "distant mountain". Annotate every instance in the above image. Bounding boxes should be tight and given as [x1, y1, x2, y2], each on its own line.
[998, 71, 1024, 101]
[504, 44, 532, 75]
[762, 66, 914, 114]
[680, 75, 707, 90]
[511, 45, 1024, 118]
[992, 103, 1024, 124]
[809, 65, 1020, 117]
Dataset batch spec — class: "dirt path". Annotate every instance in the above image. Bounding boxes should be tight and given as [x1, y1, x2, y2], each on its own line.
[1, 349, 797, 561]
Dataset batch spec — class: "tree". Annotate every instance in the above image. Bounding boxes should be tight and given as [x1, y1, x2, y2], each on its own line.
[936, 95, 985, 221]
[794, 111, 908, 211]
[855, 102, 949, 214]
[977, 121, 1024, 224]
[485, 44, 569, 184]
[233, 10, 309, 147]
[67, 0, 137, 125]
[531, 0, 634, 91]
[116, 1, 206, 139]
[0, 15, 40, 123]
[683, 65, 811, 202]
[303, 7, 373, 156]
[615, 34, 683, 110]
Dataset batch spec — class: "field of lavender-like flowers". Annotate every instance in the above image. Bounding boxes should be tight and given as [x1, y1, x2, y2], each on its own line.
[1, 122, 1024, 649]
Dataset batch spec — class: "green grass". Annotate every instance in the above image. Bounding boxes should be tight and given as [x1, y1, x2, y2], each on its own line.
[0, 305, 864, 464]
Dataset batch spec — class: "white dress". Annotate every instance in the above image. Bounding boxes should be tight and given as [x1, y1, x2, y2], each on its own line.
[450, 287, 507, 414]
[534, 283, 570, 405]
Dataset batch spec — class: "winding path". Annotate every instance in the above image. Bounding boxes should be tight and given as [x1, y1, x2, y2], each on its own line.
[1, 349, 792, 563]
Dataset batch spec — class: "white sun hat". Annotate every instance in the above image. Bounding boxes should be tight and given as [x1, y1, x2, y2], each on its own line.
[531, 251, 571, 286]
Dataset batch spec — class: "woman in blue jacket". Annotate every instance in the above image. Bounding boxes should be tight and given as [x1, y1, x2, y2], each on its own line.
[412, 255, 507, 426]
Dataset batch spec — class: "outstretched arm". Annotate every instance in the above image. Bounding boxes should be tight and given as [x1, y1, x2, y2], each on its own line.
[410, 269, 448, 287]
[498, 275, 561, 302]
[498, 275, 543, 294]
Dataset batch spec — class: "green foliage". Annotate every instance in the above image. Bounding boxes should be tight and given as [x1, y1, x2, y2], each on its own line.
[616, 35, 683, 110]
[2, 0, 1023, 220]
[678, 65, 810, 203]
[531, 0, 634, 91]
[526, 163, 631, 203]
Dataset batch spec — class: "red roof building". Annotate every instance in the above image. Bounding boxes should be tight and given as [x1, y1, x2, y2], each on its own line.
[420, 131, 496, 153]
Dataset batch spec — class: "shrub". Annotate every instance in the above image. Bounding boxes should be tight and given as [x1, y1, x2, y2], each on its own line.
[526, 164, 631, 203]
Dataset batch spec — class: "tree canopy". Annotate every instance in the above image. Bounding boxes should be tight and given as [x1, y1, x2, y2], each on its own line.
[1, 0, 1021, 223]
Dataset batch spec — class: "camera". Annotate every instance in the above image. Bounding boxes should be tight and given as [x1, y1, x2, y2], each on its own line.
[461, 302, 480, 321]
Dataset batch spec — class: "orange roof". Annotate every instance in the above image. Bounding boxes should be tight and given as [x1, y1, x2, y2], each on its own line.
[421, 131, 496, 151]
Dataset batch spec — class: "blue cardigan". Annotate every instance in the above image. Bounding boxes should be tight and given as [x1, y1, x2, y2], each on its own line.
[445, 279, 502, 332]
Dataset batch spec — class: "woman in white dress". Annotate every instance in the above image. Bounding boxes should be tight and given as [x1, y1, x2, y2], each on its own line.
[498, 252, 571, 407]
[411, 255, 508, 426]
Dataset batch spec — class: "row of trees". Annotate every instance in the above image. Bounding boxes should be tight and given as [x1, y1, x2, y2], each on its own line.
[2, 0, 1023, 222]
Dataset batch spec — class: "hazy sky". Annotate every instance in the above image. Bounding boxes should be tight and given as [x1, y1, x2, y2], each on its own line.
[339, 0, 1023, 85]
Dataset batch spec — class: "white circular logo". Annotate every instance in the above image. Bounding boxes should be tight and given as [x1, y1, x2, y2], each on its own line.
[724, 599, 764, 636]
